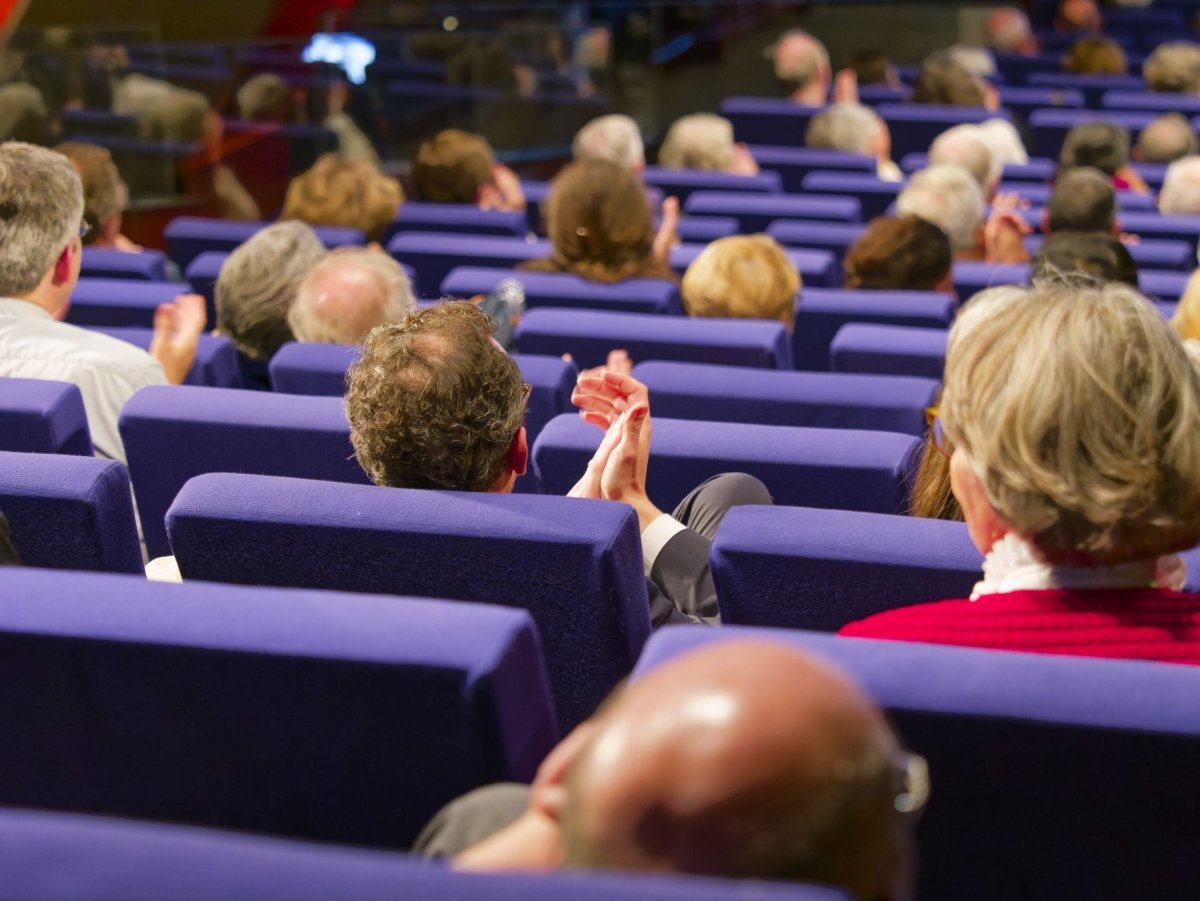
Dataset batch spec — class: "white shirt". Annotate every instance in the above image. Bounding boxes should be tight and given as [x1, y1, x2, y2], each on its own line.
[0, 297, 167, 463]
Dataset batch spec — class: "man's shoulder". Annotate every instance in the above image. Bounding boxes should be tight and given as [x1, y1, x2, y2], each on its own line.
[0, 317, 158, 374]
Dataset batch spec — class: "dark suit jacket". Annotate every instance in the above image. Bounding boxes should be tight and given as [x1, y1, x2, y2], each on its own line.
[647, 528, 717, 627]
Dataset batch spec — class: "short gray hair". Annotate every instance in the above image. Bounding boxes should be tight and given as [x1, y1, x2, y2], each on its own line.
[1160, 156, 1200, 215]
[897, 164, 985, 252]
[658, 113, 737, 171]
[929, 125, 1001, 195]
[1144, 42, 1200, 94]
[572, 115, 645, 171]
[288, 249, 415, 345]
[805, 103, 880, 155]
[0, 142, 84, 296]
[216, 221, 327, 361]
[1137, 114, 1199, 164]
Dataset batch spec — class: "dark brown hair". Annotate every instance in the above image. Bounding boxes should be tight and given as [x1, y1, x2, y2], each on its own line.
[844, 216, 952, 291]
[410, 129, 496, 204]
[1063, 36, 1127, 75]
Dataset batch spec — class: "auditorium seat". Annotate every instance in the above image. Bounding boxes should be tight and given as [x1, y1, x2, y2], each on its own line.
[532, 414, 920, 514]
[80, 247, 171, 281]
[1026, 234, 1193, 271]
[164, 217, 365, 271]
[635, 625, 1200, 901]
[388, 232, 548, 297]
[631, 361, 938, 435]
[873, 104, 1013, 158]
[749, 146, 877, 193]
[994, 85, 1084, 120]
[440, 266, 681, 314]
[515, 308, 793, 369]
[1139, 269, 1190, 304]
[669, 244, 840, 287]
[382, 202, 529, 243]
[0, 569, 555, 848]
[0, 378, 92, 456]
[952, 261, 1029, 299]
[800, 171, 905, 219]
[720, 96, 822, 147]
[1000, 181, 1158, 210]
[640, 166, 782, 202]
[64, 278, 186, 329]
[766, 220, 867, 262]
[0, 451, 142, 573]
[683, 191, 862, 231]
[0, 808, 844, 901]
[1028, 109, 1157, 159]
[1102, 90, 1200, 115]
[166, 473, 650, 729]
[673, 215, 740, 243]
[792, 289, 956, 372]
[118, 385, 368, 558]
[1117, 212, 1200, 251]
[1026, 71, 1146, 107]
[830, 323, 949, 378]
[95, 327, 240, 389]
[710, 506, 978, 629]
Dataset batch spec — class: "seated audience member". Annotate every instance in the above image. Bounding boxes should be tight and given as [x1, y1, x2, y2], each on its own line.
[281, 153, 404, 244]
[55, 142, 138, 252]
[843, 216, 955, 293]
[770, 30, 832, 106]
[520, 159, 678, 284]
[0, 143, 203, 464]
[1170, 268, 1200, 341]
[1045, 167, 1118, 233]
[417, 639, 921, 901]
[987, 7, 1039, 56]
[681, 235, 800, 330]
[1134, 114, 1198, 164]
[849, 50, 900, 88]
[976, 118, 1029, 167]
[237, 73, 377, 165]
[805, 103, 903, 181]
[1055, 0, 1102, 33]
[572, 115, 646, 174]
[409, 129, 525, 213]
[215, 220, 326, 389]
[911, 51, 998, 110]
[346, 302, 772, 624]
[1063, 36, 1127, 74]
[842, 280, 1200, 663]
[929, 125, 1001, 200]
[1143, 42, 1200, 95]
[288, 249, 415, 345]
[897, 165, 1029, 264]
[1159, 156, 1200, 215]
[1032, 232, 1138, 286]
[946, 45, 997, 80]
[1059, 122, 1148, 193]
[0, 82, 48, 143]
[657, 114, 759, 176]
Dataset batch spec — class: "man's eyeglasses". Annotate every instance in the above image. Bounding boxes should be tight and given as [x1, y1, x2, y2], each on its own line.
[924, 405, 953, 459]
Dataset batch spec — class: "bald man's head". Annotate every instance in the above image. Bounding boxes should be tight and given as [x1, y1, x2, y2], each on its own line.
[288, 249, 414, 345]
[560, 641, 913, 900]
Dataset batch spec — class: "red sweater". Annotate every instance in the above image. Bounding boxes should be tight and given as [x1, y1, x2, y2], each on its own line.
[839, 587, 1200, 664]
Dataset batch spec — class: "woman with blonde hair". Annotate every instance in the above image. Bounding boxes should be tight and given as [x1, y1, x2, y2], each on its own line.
[844, 279, 1200, 662]
[282, 153, 404, 244]
[521, 159, 678, 284]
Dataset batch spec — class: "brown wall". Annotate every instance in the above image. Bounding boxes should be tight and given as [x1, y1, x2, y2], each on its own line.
[21, 0, 278, 42]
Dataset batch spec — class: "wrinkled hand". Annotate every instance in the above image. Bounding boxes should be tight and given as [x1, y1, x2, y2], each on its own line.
[652, 196, 680, 268]
[149, 293, 207, 385]
[984, 207, 1032, 265]
[990, 191, 1030, 214]
[833, 68, 859, 105]
[576, 349, 632, 386]
[572, 368, 649, 430]
[598, 402, 662, 531]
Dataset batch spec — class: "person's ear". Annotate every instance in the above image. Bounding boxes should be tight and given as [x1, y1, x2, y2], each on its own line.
[950, 451, 1010, 555]
[52, 244, 72, 286]
[508, 426, 528, 477]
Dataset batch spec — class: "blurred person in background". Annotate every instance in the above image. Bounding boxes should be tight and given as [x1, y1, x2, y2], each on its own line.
[681, 235, 800, 330]
[1063, 36, 1128, 74]
[897, 165, 1030, 264]
[1059, 122, 1149, 193]
[409, 129, 525, 214]
[1159, 156, 1200, 214]
[843, 216, 955, 293]
[1134, 114, 1198, 164]
[282, 153, 404, 245]
[288, 249, 414, 345]
[1143, 42, 1200, 94]
[987, 7, 1040, 56]
[573, 114, 646, 175]
[806, 103, 903, 181]
[657, 114, 758, 175]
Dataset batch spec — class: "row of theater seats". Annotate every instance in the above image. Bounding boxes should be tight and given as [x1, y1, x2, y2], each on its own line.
[1, 565, 1197, 899]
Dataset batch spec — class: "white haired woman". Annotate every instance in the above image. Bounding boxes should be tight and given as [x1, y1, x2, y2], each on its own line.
[843, 280, 1200, 662]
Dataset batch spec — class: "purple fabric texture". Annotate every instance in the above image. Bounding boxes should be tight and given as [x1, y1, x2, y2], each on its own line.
[1027, 71, 1146, 106]
[1139, 270, 1190, 303]
[164, 217, 364, 271]
[0, 378, 92, 456]
[65, 279, 185, 329]
[0, 808, 845, 901]
[792, 289, 956, 373]
[532, 414, 920, 513]
[767, 221, 868, 262]
[830, 324, 949, 378]
[669, 243, 839, 287]
[1117, 212, 1200, 250]
[952, 262, 1030, 299]
[641, 166, 781, 202]
[800, 172, 904, 220]
[1002, 182, 1157, 210]
[118, 385, 368, 558]
[515, 308, 793, 369]
[1103, 90, 1200, 114]
[1028, 109, 1157, 158]
[709, 506, 980, 629]
[683, 191, 861, 231]
[873, 103, 1011, 158]
[749, 146, 877, 193]
[720, 96, 823, 146]
[93, 327, 240, 390]
[0, 450, 141, 573]
[0, 569, 555, 847]
[440, 266, 681, 314]
[631, 361, 938, 435]
[166, 473, 651, 730]
[995, 85, 1084, 120]
[79, 248, 169, 282]
[674, 216, 740, 244]
[182, 251, 225, 326]
[383, 202, 529, 243]
[387, 233, 549, 297]
[635, 624, 1200, 901]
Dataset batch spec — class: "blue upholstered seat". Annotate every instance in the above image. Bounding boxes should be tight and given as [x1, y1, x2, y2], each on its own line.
[65, 278, 186, 329]
[0, 378, 92, 456]
[93, 327, 240, 389]
[80, 247, 171, 281]
[830, 323, 949, 378]
[440, 266, 681, 314]
[164, 217, 365, 271]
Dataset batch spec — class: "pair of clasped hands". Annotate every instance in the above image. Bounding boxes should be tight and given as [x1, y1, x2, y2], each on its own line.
[566, 351, 663, 532]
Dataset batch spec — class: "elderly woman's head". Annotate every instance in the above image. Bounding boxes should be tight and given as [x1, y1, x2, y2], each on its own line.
[942, 281, 1200, 564]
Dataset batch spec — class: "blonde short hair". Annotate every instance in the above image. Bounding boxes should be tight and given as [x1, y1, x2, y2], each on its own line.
[658, 114, 737, 172]
[282, 153, 404, 243]
[944, 280, 1200, 564]
[1144, 41, 1200, 94]
[681, 235, 800, 328]
[1171, 268, 1200, 342]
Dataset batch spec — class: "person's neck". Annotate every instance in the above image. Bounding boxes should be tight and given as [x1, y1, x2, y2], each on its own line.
[9, 288, 60, 316]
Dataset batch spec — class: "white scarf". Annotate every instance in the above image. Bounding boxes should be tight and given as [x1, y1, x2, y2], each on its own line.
[969, 533, 1187, 601]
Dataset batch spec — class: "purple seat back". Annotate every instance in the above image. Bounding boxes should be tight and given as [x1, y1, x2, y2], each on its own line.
[1028, 109, 1157, 159]
[830, 323, 949, 378]
[515, 308, 793, 370]
[749, 146, 877, 193]
[631, 361, 938, 435]
[164, 217, 365, 271]
[65, 279, 184, 329]
[440, 266, 681, 314]
[383, 202, 529, 243]
[641, 166, 781, 202]
[683, 191, 862, 231]
[1027, 71, 1146, 106]
[0, 569, 554, 847]
[1103, 90, 1200, 115]
[766, 220, 867, 262]
[93, 327, 239, 390]
[118, 385, 368, 558]
[387, 232, 549, 298]
[532, 414, 920, 514]
[669, 243, 840, 287]
[1140, 269, 1190, 304]
[793, 289, 956, 372]
[673, 215, 740, 243]
[0, 808, 845, 901]
[711, 506, 979, 630]
[800, 171, 904, 219]
[0, 378, 92, 456]
[166, 473, 650, 729]
[874, 103, 1012, 158]
[0, 450, 141, 573]
[636, 624, 1200, 901]
[1027, 234, 1193, 270]
[995, 85, 1084, 120]
[952, 261, 1030, 299]
[79, 247, 169, 281]
[1119, 212, 1200, 250]
[720, 96, 822, 147]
